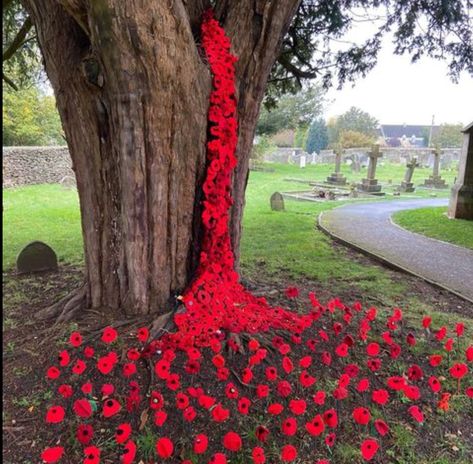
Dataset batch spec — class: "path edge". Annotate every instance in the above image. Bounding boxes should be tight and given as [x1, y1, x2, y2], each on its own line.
[317, 211, 473, 305]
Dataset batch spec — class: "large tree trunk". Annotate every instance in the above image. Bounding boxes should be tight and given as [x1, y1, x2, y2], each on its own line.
[22, 0, 300, 317]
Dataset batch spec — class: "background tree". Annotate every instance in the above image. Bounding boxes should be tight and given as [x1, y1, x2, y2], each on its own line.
[432, 123, 464, 148]
[305, 118, 328, 154]
[3, 86, 64, 145]
[256, 84, 325, 136]
[5, 0, 472, 320]
[337, 130, 375, 149]
[328, 106, 379, 145]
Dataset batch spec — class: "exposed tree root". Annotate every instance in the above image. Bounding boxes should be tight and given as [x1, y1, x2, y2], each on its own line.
[149, 307, 180, 340]
[35, 283, 87, 323]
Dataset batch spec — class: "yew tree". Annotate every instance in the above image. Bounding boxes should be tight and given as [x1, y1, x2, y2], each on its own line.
[6, 0, 472, 320]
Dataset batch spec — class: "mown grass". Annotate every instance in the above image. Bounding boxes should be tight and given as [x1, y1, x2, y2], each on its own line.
[3, 162, 471, 329]
[392, 206, 473, 250]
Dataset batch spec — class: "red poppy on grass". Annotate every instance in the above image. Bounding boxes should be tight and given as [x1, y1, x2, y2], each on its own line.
[47, 366, 60, 380]
[154, 410, 167, 426]
[374, 419, 390, 436]
[183, 406, 196, 421]
[72, 359, 86, 375]
[223, 431, 242, 451]
[193, 434, 208, 454]
[335, 343, 349, 357]
[408, 405, 424, 423]
[467, 346, 473, 362]
[352, 407, 371, 425]
[265, 366, 277, 381]
[429, 354, 442, 367]
[313, 390, 326, 405]
[73, 398, 92, 418]
[403, 385, 421, 401]
[323, 409, 338, 428]
[357, 378, 370, 392]
[46, 405, 65, 423]
[83, 446, 100, 464]
[198, 394, 215, 409]
[238, 397, 251, 414]
[77, 424, 94, 445]
[137, 327, 149, 343]
[289, 399, 307, 415]
[422, 316, 432, 328]
[306, 414, 325, 436]
[69, 331, 82, 347]
[155, 359, 170, 379]
[366, 343, 380, 356]
[84, 346, 94, 358]
[372, 389, 389, 406]
[300, 370, 316, 387]
[325, 432, 336, 447]
[281, 444, 297, 462]
[97, 355, 116, 375]
[256, 384, 269, 398]
[101, 326, 118, 344]
[281, 417, 297, 436]
[156, 437, 174, 459]
[255, 425, 269, 442]
[386, 376, 406, 391]
[58, 384, 73, 398]
[103, 398, 121, 417]
[277, 380, 292, 397]
[450, 363, 468, 379]
[41, 446, 64, 463]
[252, 446, 265, 464]
[115, 423, 132, 444]
[268, 402, 284, 415]
[176, 392, 189, 409]
[58, 350, 70, 367]
[361, 438, 379, 461]
[428, 376, 441, 393]
[166, 373, 181, 390]
[209, 453, 227, 464]
[212, 403, 230, 422]
[122, 440, 136, 464]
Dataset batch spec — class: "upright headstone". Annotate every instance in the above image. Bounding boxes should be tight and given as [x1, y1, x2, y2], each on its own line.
[351, 154, 361, 173]
[326, 148, 347, 185]
[449, 122, 473, 219]
[423, 146, 448, 188]
[400, 157, 419, 192]
[16, 241, 58, 274]
[270, 192, 285, 211]
[300, 155, 306, 168]
[358, 145, 383, 193]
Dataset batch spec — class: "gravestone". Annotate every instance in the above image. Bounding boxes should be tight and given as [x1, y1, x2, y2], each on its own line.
[299, 155, 306, 168]
[326, 149, 347, 185]
[270, 192, 285, 211]
[16, 241, 58, 274]
[400, 157, 419, 192]
[423, 146, 448, 188]
[350, 154, 361, 173]
[358, 145, 383, 193]
[449, 122, 473, 219]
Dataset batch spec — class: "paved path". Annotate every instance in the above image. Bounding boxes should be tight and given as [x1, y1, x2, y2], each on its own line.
[318, 198, 473, 302]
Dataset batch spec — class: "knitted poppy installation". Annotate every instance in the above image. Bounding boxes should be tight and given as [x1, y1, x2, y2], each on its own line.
[37, 10, 473, 464]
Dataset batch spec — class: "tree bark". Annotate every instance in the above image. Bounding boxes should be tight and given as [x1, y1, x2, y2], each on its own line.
[22, 0, 300, 317]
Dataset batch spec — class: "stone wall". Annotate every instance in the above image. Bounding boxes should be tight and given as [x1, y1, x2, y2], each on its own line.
[3, 146, 75, 188]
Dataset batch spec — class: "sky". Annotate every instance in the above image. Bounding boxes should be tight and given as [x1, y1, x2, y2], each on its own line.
[324, 22, 473, 127]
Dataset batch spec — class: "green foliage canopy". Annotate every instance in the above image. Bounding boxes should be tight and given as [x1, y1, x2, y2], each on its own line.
[327, 106, 379, 145]
[3, 86, 64, 146]
[432, 123, 465, 148]
[305, 118, 328, 154]
[257, 84, 325, 136]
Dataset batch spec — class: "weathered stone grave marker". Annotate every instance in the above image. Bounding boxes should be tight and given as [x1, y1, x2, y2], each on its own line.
[400, 157, 419, 192]
[270, 192, 285, 211]
[326, 148, 347, 185]
[358, 145, 383, 193]
[16, 241, 58, 274]
[423, 146, 448, 188]
[449, 122, 473, 219]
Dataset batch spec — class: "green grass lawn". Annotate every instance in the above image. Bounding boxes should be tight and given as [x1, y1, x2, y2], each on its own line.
[392, 206, 473, 249]
[3, 162, 471, 327]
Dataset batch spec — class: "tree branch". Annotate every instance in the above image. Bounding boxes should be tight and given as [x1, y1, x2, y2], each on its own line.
[2, 16, 32, 62]
[2, 72, 19, 90]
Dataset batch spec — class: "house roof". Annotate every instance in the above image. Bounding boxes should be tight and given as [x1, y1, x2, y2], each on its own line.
[380, 124, 438, 139]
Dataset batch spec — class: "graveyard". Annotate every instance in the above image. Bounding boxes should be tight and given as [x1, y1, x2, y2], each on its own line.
[3, 2, 473, 464]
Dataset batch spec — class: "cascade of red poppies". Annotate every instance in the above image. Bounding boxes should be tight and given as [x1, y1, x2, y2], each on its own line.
[164, 11, 308, 349]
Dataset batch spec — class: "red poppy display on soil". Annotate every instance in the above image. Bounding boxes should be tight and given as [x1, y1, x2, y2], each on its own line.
[37, 9, 473, 464]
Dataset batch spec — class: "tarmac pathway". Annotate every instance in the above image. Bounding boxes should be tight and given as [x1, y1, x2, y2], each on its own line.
[318, 198, 473, 302]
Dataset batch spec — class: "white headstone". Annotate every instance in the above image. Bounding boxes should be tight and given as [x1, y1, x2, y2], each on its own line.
[300, 155, 306, 168]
